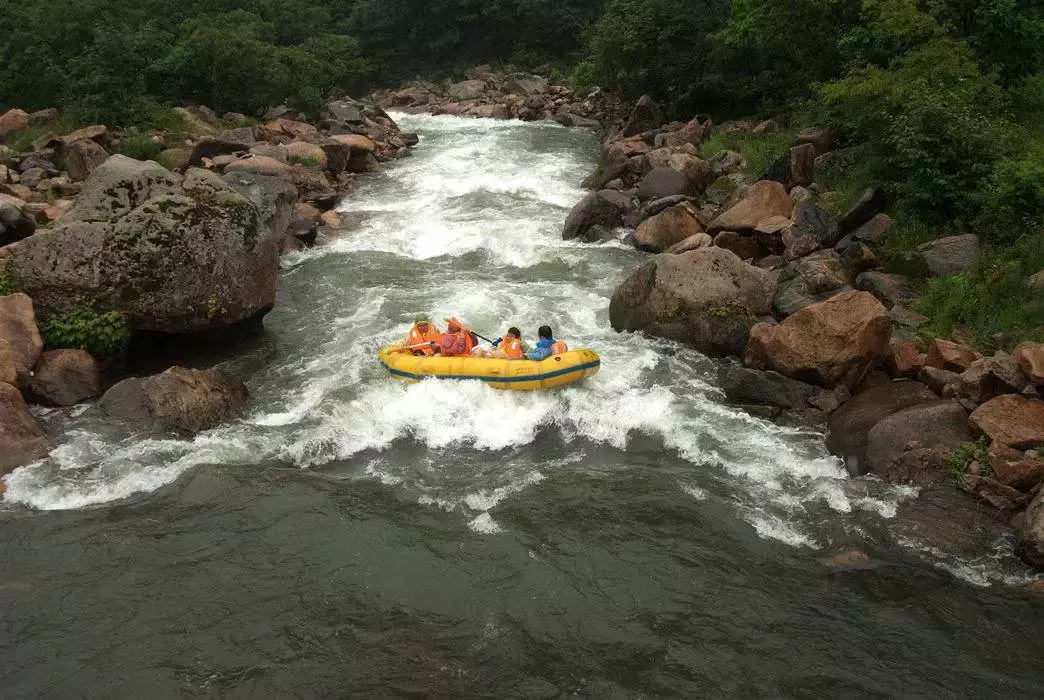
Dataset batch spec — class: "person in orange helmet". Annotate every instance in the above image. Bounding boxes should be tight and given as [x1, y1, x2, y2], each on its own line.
[404, 315, 442, 355]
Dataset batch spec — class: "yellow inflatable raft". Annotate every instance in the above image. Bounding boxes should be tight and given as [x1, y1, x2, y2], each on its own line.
[378, 347, 600, 391]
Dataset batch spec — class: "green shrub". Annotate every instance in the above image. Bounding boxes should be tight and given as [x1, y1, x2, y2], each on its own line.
[948, 437, 990, 478]
[700, 128, 798, 178]
[40, 308, 131, 357]
[113, 135, 165, 161]
[0, 261, 16, 295]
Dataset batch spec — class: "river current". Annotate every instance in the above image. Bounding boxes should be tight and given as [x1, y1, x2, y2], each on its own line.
[2, 114, 1042, 697]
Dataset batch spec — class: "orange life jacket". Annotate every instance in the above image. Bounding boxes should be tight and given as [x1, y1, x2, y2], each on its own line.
[500, 336, 523, 359]
[551, 340, 568, 355]
[407, 324, 441, 355]
[441, 329, 475, 357]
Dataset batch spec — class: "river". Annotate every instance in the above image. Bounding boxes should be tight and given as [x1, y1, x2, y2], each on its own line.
[2, 114, 1043, 697]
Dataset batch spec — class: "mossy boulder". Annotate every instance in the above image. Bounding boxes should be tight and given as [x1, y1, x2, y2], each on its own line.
[9, 155, 278, 334]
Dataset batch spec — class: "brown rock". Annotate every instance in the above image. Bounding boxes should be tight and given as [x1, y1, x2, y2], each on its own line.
[0, 293, 43, 384]
[1016, 343, 1044, 385]
[61, 125, 108, 147]
[925, 338, 981, 373]
[886, 339, 924, 377]
[662, 118, 703, 149]
[745, 290, 891, 388]
[0, 109, 29, 137]
[886, 446, 952, 488]
[634, 204, 703, 253]
[709, 180, 792, 233]
[919, 366, 961, 396]
[988, 445, 1044, 492]
[713, 231, 759, 261]
[262, 118, 320, 142]
[292, 202, 321, 222]
[969, 395, 1044, 449]
[789, 144, 815, 188]
[664, 232, 713, 254]
[866, 400, 974, 478]
[26, 349, 101, 406]
[224, 155, 293, 177]
[0, 339, 16, 385]
[319, 210, 342, 228]
[28, 108, 60, 125]
[957, 352, 1028, 404]
[64, 139, 109, 181]
[958, 473, 1028, 512]
[667, 153, 714, 192]
[0, 382, 50, 475]
[99, 366, 249, 435]
[285, 141, 328, 168]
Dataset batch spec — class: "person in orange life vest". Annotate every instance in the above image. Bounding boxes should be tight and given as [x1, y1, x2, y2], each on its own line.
[439, 317, 477, 357]
[405, 315, 441, 355]
[474, 326, 526, 359]
[526, 325, 568, 360]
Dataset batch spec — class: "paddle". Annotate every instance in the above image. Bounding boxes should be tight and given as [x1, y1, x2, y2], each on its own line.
[443, 318, 497, 345]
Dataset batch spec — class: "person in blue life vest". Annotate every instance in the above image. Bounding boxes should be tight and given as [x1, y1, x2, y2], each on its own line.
[525, 325, 568, 360]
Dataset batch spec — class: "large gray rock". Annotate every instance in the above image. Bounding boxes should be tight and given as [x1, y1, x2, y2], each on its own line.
[10, 157, 278, 334]
[957, 352, 1029, 404]
[636, 167, 692, 201]
[222, 170, 299, 241]
[620, 95, 664, 137]
[0, 293, 43, 385]
[99, 366, 248, 435]
[609, 248, 776, 357]
[789, 204, 840, 248]
[26, 349, 101, 406]
[865, 400, 976, 478]
[188, 128, 257, 166]
[719, 365, 821, 410]
[562, 190, 632, 241]
[838, 186, 886, 234]
[911, 234, 981, 277]
[63, 138, 109, 181]
[0, 382, 49, 475]
[448, 79, 487, 101]
[855, 271, 922, 309]
[1017, 487, 1044, 571]
[773, 251, 850, 317]
[826, 381, 948, 476]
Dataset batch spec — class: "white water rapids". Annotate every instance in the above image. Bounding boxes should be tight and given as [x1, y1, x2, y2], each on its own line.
[2, 114, 1031, 584]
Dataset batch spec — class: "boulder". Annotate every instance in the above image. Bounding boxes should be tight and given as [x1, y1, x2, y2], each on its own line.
[958, 474, 1029, 512]
[1017, 343, 1044, 385]
[839, 242, 879, 276]
[988, 445, 1044, 492]
[64, 139, 108, 181]
[309, 137, 349, 173]
[157, 148, 192, 172]
[667, 153, 714, 192]
[713, 231, 759, 261]
[889, 305, 930, 330]
[11, 158, 278, 334]
[838, 186, 886, 234]
[225, 155, 293, 177]
[746, 290, 891, 389]
[789, 144, 816, 188]
[583, 151, 629, 190]
[854, 271, 921, 309]
[969, 395, 1044, 449]
[826, 379, 939, 475]
[636, 167, 691, 201]
[222, 170, 298, 242]
[912, 234, 980, 277]
[285, 141, 327, 168]
[1018, 487, 1044, 570]
[886, 339, 925, 377]
[609, 247, 775, 357]
[773, 251, 850, 317]
[865, 400, 975, 477]
[448, 80, 487, 101]
[26, 349, 101, 406]
[919, 366, 961, 396]
[0, 382, 49, 474]
[925, 338, 981, 373]
[0, 339, 15, 385]
[0, 109, 29, 137]
[661, 118, 703, 149]
[260, 118, 320, 142]
[836, 213, 892, 252]
[188, 128, 257, 166]
[319, 210, 342, 228]
[634, 204, 703, 253]
[789, 204, 841, 249]
[796, 126, 834, 156]
[664, 233, 713, 254]
[0, 200, 36, 246]
[562, 190, 632, 241]
[99, 366, 248, 435]
[0, 293, 43, 384]
[719, 365, 821, 410]
[886, 446, 953, 488]
[957, 352, 1029, 404]
[620, 96, 664, 137]
[708, 180, 791, 233]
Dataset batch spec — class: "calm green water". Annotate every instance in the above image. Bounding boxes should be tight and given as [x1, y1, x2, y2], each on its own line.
[2, 114, 1042, 698]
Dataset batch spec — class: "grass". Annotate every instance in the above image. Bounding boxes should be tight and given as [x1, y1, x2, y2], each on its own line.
[2, 121, 78, 152]
[948, 437, 990, 478]
[700, 129, 798, 179]
[113, 134, 165, 161]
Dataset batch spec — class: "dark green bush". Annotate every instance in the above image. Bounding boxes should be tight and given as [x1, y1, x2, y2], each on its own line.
[40, 309, 131, 358]
[113, 135, 165, 161]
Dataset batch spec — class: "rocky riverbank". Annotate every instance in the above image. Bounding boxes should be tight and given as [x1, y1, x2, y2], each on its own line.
[0, 98, 415, 483]
[579, 96, 1044, 573]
